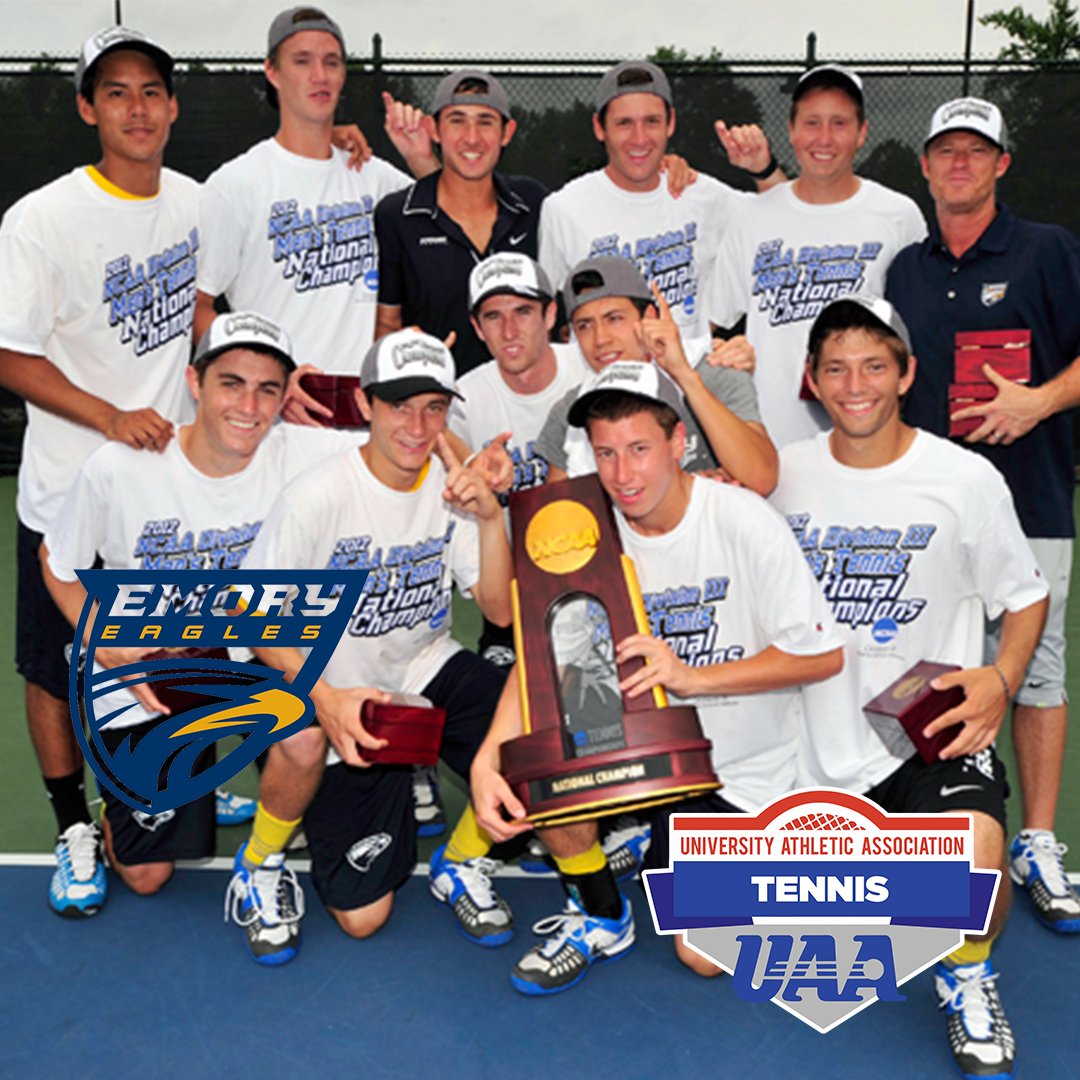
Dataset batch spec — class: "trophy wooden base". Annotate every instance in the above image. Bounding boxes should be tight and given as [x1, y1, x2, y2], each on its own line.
[500, 705, 720, 827]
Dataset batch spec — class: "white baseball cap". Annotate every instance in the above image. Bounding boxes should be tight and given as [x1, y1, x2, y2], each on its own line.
[925, 97, 1008, 152]
[360, 329, 463, 402]
[809, 294, 912, 353]
[568, 361, 682, 427]
[75, 26, 173, 97]
[793, 64, 864, 108]
[469, 254, 553, 313]
[193, 311, 296, 372]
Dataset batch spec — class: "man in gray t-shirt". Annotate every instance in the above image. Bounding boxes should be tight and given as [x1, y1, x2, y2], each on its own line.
[536, 256, 777, 494]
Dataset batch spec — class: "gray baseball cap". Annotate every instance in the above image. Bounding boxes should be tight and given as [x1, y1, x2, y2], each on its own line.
[568, 361, 682, 427]
[563, 256, 654, 319]
[267, 6, 345, 55]
[75, 26, 173, 97]
[430, 68, 511, 121]
[193, 311, 296, 373]
[595, 60, 672, 113]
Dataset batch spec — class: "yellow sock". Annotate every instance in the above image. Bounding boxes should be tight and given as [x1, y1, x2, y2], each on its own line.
[945, 936, 993, 967]
[445, 804, 493, 863]
[553, 842, 606, 877]
[245, 803, 302, 867]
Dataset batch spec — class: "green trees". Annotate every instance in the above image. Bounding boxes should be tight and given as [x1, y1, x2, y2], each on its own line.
[978, 1, 1080, 229]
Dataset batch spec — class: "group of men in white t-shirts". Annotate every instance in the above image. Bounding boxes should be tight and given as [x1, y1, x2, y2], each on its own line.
[3, 9, 1079, 1080]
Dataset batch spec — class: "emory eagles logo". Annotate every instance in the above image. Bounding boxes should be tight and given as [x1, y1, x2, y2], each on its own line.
[70, 569, 366, 815]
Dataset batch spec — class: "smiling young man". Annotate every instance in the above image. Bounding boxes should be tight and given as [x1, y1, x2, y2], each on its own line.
[770, 296, 1049, 1080]
[452, 253, 588, 502]
[224, 328, 514, 965]
[469, 362, 841, 994]
[534, 255, 777, 494]
[374, 69, 547, 375]
[449, 254, 587, 666]
[539, 60, 784, 340]
[39, 313, 353, 899]
[886, 99, 1080, 938]
[0, 26, 199, 918]
[196, 7, 431, 424]
[709, 65, 926, 447]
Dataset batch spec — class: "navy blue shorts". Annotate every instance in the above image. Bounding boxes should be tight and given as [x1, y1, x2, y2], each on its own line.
[864, 748, 1008, 831]
[305, 650, 507, 912]
[98, 718, 215, 865]
[16, 521, 74, 700]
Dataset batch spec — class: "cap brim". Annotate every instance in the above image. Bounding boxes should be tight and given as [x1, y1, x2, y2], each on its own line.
[925, 125, 1004, 151]
[471, 286, 552, 314]
[193, 342, 296, 373]
[365, 377, 464, 402]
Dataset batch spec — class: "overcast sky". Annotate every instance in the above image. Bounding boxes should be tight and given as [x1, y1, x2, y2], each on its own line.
[0, 0, 1053, 61]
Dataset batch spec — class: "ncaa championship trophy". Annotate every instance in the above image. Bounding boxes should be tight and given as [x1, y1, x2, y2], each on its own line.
[499, 475, 719, 826]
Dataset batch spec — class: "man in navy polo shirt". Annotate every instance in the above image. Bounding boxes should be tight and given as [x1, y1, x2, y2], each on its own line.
[886, 97, 1080, 936]
[373, 69, 546, 376]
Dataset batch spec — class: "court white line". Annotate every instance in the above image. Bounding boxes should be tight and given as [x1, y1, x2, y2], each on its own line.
[0, 852, 553, 878]
[1, 852, 1077, 885]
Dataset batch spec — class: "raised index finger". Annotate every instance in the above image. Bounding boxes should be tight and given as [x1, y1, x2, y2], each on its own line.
[714, 118, 736, 149]
[434, 432, 462, 472]
[650, 280, 673, 320]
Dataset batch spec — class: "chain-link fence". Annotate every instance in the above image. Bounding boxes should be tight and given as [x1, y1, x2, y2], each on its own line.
[2, 50, 1079, 469]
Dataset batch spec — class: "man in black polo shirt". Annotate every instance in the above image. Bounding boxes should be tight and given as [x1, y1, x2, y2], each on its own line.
[886, 97, 1080, 936]
[373, 69, 546, 376]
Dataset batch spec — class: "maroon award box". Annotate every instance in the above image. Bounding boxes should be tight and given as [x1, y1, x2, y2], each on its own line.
[864, 660, 965, 764]
[498, 475, 720, 827]
[142, 647, 231, 713]
[948, 382, 998, 438]
[361, 696, 447, 766]
[953, 329, 1031, 385]
[298, 373, 367, 428]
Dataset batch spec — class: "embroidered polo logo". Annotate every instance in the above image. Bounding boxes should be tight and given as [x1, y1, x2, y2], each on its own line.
[981, 282, 1007, 307]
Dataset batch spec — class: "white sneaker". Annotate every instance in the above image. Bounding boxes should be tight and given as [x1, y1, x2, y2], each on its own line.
[1009, 829, 1080, 933]
[429, 844, 513, 946]
[224, 843, 305, 965]
[49, 822, 107, 918]
[935, 959, 1016, 1079]
[512, 896, 634, 995]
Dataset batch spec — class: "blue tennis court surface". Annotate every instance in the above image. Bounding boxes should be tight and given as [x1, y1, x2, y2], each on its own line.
[2, 863, 1077, 1078]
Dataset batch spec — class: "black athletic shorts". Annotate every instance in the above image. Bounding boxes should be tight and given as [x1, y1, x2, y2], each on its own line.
[642, 790, 744, 874]
[99, 718, 216, 865]
[864, 748, 1009, 831]
[16, 522, 74, 700]
[305, 649, 507, 912]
